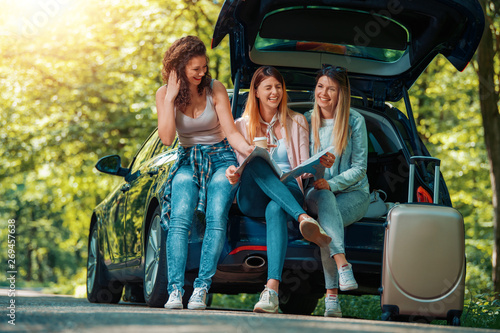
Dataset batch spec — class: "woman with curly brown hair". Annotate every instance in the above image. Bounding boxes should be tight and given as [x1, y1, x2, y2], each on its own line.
[156, 35, 253, 310]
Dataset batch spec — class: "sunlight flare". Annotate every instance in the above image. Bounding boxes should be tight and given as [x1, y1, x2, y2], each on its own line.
[2, 0, 79, 38]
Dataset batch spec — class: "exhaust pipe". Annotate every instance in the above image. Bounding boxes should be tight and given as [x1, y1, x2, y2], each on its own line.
[244, 255, 266, 268]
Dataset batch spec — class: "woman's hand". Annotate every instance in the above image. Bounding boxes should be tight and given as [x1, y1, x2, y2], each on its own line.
[313, 178, 331, 191]
[245, 145, 256, 158]
[225, 165, 240, 185]
[165, 70, 180, 103]
[319, 152, 335, 168]
[266, 144, 277, 151]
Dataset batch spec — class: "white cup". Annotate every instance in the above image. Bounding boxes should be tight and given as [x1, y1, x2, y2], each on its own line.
[253, 137, 268, 149]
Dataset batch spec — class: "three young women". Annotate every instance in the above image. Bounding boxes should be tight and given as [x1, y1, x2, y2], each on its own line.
[156, 36, 368, 315]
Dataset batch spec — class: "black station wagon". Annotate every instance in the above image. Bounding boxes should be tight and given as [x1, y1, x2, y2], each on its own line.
[87, 0, 484, 317]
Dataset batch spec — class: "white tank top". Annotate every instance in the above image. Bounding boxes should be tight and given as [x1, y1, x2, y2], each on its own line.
[272, 139, 291, 173]
[175, 90, 225, 147]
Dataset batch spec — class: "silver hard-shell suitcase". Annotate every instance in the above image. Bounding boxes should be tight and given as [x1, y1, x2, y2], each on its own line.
[380, 156, 465, 326]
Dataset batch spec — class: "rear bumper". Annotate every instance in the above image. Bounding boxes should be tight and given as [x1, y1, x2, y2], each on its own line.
[205, 215, 386, 294]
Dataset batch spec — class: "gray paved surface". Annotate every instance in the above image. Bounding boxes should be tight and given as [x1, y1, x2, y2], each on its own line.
[0, 289, 497, 333]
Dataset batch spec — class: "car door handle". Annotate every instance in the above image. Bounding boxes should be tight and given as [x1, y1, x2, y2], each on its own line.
[120, 183, 131, 192]
[147, 167, 159, 176]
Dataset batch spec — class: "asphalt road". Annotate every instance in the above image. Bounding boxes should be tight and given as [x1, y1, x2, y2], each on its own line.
[0, 289, 497, 333]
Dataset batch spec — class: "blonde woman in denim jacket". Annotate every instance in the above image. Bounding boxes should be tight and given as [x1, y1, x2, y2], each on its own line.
[304, 65, 370, 317]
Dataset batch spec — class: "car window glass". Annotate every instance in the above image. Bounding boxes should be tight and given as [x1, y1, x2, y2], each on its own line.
[152, 140, 165, 157]
[358, 109, 402, 156]
[130, 132, 159, 174]
[366, 126, 400, 155]
[255, 7, 408, 63]
[368, 133, 384, 154]
[154, 137, 178, 156]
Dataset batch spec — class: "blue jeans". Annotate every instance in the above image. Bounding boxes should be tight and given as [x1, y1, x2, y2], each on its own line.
[167, 151, 237, 295]
[236, 157, 305, 282]
[305, 189, 370, 289]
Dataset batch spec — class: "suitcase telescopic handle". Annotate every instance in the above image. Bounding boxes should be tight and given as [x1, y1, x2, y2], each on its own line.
[408, 156, 441, 204]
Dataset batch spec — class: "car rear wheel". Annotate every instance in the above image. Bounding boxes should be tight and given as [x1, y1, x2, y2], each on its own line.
[279, 291, 321, 315]
[144, 206, 168, 307]
[87, 223, 123, 303]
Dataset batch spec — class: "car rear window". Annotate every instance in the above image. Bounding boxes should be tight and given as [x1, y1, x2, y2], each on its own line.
[255, 6, 408, 63]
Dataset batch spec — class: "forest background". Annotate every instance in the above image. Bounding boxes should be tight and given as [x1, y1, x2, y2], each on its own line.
[0, 0, 498, 328]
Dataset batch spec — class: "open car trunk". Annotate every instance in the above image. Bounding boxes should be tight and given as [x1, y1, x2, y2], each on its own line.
[213, 0, 484, 102]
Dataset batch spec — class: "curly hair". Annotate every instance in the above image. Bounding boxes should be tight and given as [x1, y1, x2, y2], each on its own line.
[161, 36, 212, 112]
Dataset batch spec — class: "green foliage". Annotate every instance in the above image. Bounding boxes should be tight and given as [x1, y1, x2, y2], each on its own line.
[211, 293, 259, 311]
[312, 294, 381, 319]
[392, 54, 495, 300]
[0, 0, 227, 286]
[462, 293, 500, 328]
[466, 225, 494, 293]
[396, 56, 493, 228]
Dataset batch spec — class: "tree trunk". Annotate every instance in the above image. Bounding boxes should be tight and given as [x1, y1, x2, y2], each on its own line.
[478, 0, 500, 296]
[26, 247, 32, 282]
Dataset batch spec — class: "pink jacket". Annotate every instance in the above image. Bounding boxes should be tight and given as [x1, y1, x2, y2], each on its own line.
[234, 112, 310, 192]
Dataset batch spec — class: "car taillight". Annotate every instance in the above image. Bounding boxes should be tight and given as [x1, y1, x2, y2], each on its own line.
[417, 186, 433, 203]
[229, 245, 267, 255]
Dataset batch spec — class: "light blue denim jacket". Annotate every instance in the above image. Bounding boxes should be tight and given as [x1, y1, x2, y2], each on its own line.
[304, 109, 369, 194]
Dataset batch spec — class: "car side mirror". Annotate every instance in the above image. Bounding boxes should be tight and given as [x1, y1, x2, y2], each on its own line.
[95, 155, 129, 177]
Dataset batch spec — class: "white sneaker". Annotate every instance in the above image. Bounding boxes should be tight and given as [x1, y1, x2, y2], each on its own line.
[338, 263, 358, 291]
[324, 294, 342, 317]
[299, 217, 332, 248]
[253, 287, 279, 313]
[188, 288, 207, 310]
[164, 286, 183, 309]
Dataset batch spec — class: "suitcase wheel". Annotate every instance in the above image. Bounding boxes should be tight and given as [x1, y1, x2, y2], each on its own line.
[446, 310, 462, 326]
[447, 315, 461, 326]
[381, 305, 399, 322]
[381, 311, 392, 321]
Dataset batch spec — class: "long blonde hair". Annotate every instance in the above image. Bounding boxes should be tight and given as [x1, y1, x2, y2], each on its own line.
[311, 66, 350, 155]
[242, 66, 302, 143]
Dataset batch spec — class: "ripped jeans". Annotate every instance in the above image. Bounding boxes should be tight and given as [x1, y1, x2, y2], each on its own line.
[167, 151, 237, 295]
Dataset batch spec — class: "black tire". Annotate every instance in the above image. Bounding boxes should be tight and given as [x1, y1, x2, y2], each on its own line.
[279, 292, 321, 315]
[123, 284, 146, 303]
[183, 286, 193, 309]
[143, 206, 168, 307]
[409, 315, 433, 324]
[206, 293, 213, 307]
[87, 223, 123, 303]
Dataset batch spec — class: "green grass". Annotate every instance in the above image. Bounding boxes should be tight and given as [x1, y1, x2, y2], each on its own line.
[461, 293, 500, 328]
[312, 294, 381, 319]
[211, 293, 259, 310]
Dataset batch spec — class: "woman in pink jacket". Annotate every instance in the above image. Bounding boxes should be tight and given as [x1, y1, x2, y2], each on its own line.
[225, 66, 332, 313]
